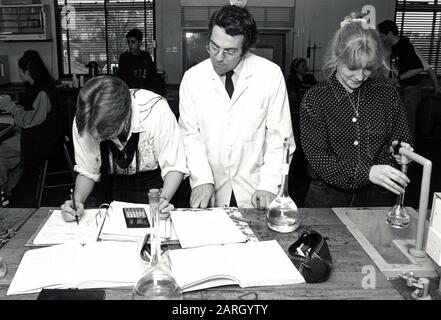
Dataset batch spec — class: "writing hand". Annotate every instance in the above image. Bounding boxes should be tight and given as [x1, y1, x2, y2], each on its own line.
[190, 184, 214, 208]
[60, 200, 85, 222]
[251, 190, 276, 210]
[369, 164, 410, 195]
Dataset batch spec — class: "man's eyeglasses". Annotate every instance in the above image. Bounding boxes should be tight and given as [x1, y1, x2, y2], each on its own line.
[127, 40, 138, 44]
[206, 43, 240, 57]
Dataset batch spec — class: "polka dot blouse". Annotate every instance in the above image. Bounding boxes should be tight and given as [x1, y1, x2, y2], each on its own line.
[300, 73, 412, 190]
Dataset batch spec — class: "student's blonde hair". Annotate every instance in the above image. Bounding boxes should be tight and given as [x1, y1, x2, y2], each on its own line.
[323, 12, 387, 78]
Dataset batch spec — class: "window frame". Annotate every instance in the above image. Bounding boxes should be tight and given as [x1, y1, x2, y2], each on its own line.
[395, 0, 441, 75]
[55, 0, 156, 77]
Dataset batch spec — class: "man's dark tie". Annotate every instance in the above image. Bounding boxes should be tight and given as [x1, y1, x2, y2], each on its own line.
[225, 70, 234, 98]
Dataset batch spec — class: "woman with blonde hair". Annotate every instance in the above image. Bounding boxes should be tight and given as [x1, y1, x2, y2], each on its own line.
[300, 12, 412, 207]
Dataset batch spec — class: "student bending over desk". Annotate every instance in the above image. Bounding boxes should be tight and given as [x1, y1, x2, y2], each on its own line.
[0, 50, 62, 206]
[60, 76, 188, 222]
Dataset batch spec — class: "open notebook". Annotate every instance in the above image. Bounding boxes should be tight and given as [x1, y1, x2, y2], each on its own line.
[99, 201, 178, 243]
[167, 240, 305, 292]
[26, 209, 105, 246]
[27, 203, 177, 246]
[7, 241, 144, 295]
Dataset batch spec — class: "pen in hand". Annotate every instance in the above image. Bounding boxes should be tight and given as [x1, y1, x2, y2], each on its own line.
[70, 188, 79, 225]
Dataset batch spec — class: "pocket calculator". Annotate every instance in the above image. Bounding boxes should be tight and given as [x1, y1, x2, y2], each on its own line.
[123, 207, 150, 228]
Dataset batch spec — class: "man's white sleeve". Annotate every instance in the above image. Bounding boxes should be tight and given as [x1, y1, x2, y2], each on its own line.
[178, 73, 214, 188]
[257, 68, 296, 194]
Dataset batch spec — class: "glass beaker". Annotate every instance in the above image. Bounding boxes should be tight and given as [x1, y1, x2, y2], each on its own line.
[132, 189, 182, 300]
[386, 161, 410, 229]
[266, 138, 301, 233]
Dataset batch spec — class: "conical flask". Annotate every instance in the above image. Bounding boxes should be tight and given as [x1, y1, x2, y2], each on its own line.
[132, 189, 182, 300]
[386, 161, 410, 229]
[266, 138, 301, 233]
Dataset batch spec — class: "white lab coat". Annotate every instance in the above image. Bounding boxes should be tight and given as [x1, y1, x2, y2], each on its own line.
[179, 53, 295, 208]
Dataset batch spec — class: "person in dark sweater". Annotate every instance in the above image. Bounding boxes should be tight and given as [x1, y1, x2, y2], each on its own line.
[118, 28, 163, 95]
[377, 20, 424, 138]
[0, 50, 62, 206]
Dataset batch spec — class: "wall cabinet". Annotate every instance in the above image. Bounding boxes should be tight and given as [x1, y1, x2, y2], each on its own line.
[0, 4, 51, 41]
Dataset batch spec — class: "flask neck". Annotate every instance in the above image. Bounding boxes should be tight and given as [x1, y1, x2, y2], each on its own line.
[277, 140, 290, 198]
[148, 197, 161, 267]
[279, 169, 290, 197]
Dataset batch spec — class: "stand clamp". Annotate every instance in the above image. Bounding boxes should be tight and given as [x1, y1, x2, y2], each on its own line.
[398, 272, 432, 300]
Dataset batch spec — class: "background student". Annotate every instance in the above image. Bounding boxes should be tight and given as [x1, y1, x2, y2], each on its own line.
[0, 50, 62, 206]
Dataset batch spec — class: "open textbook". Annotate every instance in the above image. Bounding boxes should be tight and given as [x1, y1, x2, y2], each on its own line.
[7, 241, 144, 295]
[167, 240, 305, 292]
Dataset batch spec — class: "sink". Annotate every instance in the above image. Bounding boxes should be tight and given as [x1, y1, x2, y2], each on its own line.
[333, 207, 438, 279]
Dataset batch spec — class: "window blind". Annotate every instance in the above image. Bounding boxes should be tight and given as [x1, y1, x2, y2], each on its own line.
[57, 0, 155, 76]
[395, 0, 441, 75]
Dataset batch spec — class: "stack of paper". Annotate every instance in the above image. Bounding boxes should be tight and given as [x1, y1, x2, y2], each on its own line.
[99, 201, 178, 243]
[170, 208, 248, 248]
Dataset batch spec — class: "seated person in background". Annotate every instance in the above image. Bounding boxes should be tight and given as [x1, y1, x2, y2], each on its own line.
[0, 50, 62, 206]
[60, 76, 188, 222]
[118, 28, 164, 95]
[300, 12, 412, 208]
[286, 57, 317, 111]
[286, 57, 317, 147]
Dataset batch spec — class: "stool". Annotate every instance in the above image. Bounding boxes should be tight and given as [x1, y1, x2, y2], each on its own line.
[35, 137, 76, 208]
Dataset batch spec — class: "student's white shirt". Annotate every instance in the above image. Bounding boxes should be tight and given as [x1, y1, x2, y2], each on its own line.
[73, 89, 188, 182]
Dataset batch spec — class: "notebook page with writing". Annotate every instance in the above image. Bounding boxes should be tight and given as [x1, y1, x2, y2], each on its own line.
[170, 208, 247, 248]
[30, 210, 103, 246]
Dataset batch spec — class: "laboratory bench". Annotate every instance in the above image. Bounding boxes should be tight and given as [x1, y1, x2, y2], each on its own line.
[0, 206, 440, 300]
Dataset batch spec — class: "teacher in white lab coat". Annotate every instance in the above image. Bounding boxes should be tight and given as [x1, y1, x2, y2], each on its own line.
[179, 5, 295, 209]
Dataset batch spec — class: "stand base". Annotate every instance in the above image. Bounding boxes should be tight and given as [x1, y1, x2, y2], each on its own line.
[392, 239, 438, 278]
[411, 292, 432, 300]
[333, 208, 439, 279]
